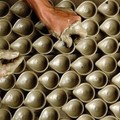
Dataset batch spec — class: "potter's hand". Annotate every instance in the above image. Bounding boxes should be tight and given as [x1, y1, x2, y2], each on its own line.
[60, 20, 87, 47]
[48, 8, 87, 47]
[25, 0, 87, 47]
[0, 50, 24, 78]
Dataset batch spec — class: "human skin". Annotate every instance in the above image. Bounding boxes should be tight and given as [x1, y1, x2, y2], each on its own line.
[26, 0, 81, 36]
[0, 50, 24, 78]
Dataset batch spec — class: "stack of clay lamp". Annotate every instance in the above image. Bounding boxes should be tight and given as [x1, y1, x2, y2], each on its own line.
[0, 0, 120, 120]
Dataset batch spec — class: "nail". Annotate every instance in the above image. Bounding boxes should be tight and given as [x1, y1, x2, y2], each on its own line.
[48, 0, 54, 6]
[73, 83, 95, 103]
[69, 20, 88, 38]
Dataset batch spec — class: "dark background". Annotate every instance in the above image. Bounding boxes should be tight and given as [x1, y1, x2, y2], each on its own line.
[3, 0, 120, 6]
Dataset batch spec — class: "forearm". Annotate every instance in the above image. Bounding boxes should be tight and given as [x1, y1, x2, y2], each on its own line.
[26, 0, 54, 26]
[25, 0, 84, 48]
[26, 0, 53, 9]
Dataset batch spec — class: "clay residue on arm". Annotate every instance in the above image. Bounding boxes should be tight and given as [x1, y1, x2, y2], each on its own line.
[0, 50, 24, 78]
[25, 0, 81, 36]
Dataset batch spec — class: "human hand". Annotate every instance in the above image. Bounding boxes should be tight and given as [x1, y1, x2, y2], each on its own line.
[0, 50, 24, 78]
[48, 8, 87, 47]
[25, 0, 87, 47]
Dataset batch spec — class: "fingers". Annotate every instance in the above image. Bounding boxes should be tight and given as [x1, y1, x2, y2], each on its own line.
[0, 49, 19, 60]
[60, 32, 73, 48]
[0, 49, 24, 78]
[0, 56, 24, 77]
[60, 20, 87, 48]
[5, 56, 24, 75]
[69, 20, 87, 38]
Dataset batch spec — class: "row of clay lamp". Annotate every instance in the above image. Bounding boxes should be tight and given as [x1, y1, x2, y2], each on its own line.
[1, 67, 120, 90]
[23, 54, 120, 75]
[0, 16, 119, 38]
[0, 87, 120, 119]
[0, 35, 120, 56]
[0, 71, 120, 102]
[0, 106, 120, 120]
[0, 18, 119, 55]
[0, 1, 119, 56]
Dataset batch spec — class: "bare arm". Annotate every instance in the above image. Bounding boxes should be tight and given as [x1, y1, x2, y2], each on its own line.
[26, 0, 87, 47]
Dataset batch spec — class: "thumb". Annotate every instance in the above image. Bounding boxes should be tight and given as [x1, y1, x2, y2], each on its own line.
[68, 20, 87, 38]
[60, 20, 87, 48]
[60, 31, 73, 48]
